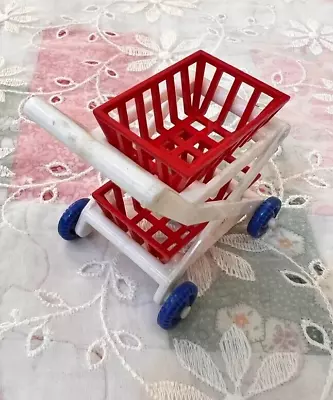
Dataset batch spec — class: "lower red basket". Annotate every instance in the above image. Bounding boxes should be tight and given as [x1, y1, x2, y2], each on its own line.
[92, 180, 207, 263]
[92, 155, 260, 264]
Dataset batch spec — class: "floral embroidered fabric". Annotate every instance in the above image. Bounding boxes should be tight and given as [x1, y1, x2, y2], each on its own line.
[0, 1, 333, 399]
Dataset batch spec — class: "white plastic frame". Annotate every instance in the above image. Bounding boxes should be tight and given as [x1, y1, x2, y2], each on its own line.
[23, 75, 290, 304]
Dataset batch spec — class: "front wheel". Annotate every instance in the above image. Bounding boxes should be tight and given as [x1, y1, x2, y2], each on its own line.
[157, 282, 198, 330]
[58, 198, 90, 240]
[247, 196, 281, 239]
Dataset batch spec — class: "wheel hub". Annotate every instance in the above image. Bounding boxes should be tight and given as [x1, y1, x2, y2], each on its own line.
[180, 306, 192, 320]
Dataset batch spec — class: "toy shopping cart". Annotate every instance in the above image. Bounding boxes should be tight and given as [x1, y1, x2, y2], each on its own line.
[24, 50, 290, 330]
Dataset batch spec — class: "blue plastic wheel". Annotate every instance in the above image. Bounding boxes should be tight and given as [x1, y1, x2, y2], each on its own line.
[157, 282, 198, 330]
[58, 198, 90, 240]
[247, 196, 282, 238]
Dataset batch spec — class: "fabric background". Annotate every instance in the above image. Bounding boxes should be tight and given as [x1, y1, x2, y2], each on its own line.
[1, 0, 333, 399]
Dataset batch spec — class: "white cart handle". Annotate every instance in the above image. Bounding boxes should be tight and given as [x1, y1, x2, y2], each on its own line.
[24, 97, 167, 208]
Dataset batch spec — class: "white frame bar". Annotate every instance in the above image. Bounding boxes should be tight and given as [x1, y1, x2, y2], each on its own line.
[75, 198, 245, 304]
[75, 200, 171, 288]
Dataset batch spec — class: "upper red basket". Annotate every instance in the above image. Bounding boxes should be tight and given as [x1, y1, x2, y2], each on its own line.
[94, 50, 289, 192]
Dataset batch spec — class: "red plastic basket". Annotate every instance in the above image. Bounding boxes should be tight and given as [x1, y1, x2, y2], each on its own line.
[92, 155, 260, 263]
[94, 50, 289, 192]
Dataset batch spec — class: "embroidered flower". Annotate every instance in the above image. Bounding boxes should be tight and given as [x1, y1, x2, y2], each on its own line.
[162, 326, 300, 400]
[0, 2, 38, 33]
[121, 0, 198, 23]
[216, 304, 264, 342]
[263, 318, 308, 353]
[0, 57, 26, 102]
[187, 242, 259, 298]
[284, 20, 333, 55]
[120, 31, 201, 73]
[263, 227, 304, 257]
[0, 147, 15, 178]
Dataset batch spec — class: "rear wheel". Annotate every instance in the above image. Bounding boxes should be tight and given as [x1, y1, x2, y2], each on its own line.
[247, 196, 281, 238]
[58, 198, 90, 240]
[157, 282, 198, 330]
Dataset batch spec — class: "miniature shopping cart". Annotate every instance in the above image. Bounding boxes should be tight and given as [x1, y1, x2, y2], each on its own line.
[24, 50, 290, 330]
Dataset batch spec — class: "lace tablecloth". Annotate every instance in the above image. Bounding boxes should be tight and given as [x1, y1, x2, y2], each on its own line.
[1, 0, 333, 399]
